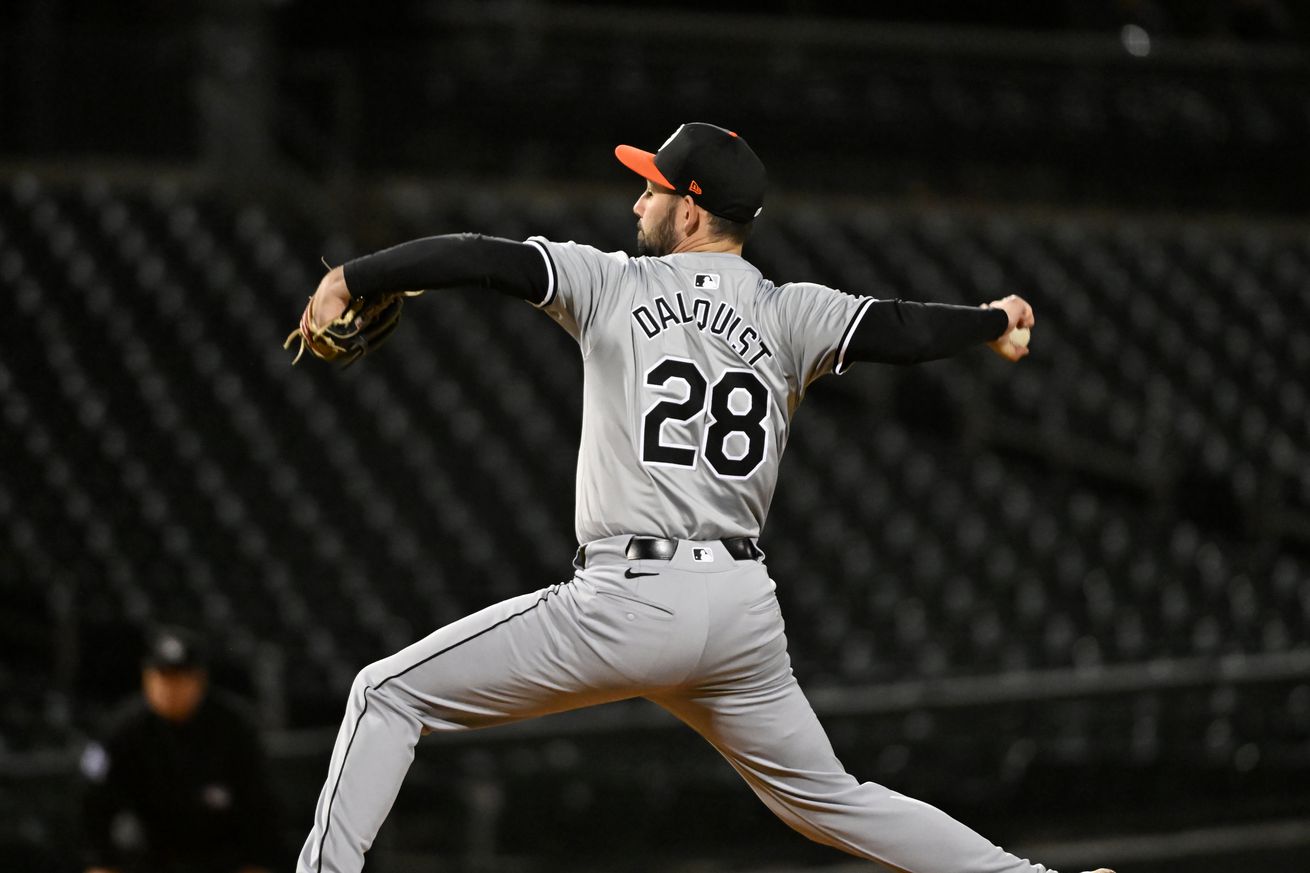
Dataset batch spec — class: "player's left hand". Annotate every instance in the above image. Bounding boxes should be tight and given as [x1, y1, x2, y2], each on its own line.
[305, 266, 353, 331]
[283, 266, 423, 366]
[984, 294, 1035, 362]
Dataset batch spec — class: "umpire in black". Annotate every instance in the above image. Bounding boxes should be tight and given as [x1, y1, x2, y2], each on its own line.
[80, 626, 282, 873]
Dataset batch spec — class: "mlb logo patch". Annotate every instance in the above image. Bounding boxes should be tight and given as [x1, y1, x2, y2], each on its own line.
[692, 547, 715, 563]
[694, 273, 720, 290]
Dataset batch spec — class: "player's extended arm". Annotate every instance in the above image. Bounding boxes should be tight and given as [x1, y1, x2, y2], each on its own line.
[844, 294, 1034, 366]
[305, 234, 550, 329]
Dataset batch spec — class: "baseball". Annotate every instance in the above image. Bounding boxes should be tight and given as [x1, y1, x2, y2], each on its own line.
[1008, 327, 1031, 348]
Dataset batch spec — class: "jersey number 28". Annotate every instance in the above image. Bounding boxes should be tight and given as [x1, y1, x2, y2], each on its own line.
[641, 357, 769, 478]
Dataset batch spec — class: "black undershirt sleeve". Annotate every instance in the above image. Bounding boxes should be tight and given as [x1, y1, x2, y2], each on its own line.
[843, 299, 1009, 366]
[342, 233, 551, 305]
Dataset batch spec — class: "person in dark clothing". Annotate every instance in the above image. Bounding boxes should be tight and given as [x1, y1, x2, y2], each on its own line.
[80, 626, 281, 873]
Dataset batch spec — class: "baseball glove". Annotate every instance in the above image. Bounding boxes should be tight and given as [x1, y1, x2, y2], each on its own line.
[283, 290, 424, 366]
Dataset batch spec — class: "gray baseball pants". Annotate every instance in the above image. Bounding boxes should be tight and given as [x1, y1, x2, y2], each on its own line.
[298, 536, 1052, 873]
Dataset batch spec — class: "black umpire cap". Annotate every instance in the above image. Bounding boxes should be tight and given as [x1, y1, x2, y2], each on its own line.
[615, 123, 767, 224]
[142, 625, 207, 671]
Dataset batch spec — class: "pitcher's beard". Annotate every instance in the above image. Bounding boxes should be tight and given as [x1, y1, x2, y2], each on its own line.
[636, 209, 678, 257]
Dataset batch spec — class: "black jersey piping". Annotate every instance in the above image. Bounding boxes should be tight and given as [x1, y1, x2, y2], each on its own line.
[315, 586, 565, 871]
[834, 297, 875, 375]
[526, 238, 558, 308]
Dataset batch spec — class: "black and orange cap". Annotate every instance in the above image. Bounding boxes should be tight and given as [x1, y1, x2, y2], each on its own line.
[615, 123, 767, 224]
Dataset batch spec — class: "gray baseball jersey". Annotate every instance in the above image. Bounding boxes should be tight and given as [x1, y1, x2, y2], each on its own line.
[527, 238, 870, 544]
[298, 237, 1060, 873]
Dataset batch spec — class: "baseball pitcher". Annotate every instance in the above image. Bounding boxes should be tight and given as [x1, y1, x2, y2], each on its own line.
[288, 123, 1111, 873]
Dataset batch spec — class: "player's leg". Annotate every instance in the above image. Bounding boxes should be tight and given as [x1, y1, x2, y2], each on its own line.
[650, 573, 1053, 873]
[655, 684, 1053, 873]
[298, 585, 576, 872]
[299, 571, 652, 870]
[298, 563, 689, 873]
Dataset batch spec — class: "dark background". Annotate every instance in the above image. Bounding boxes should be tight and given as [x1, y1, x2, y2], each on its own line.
[1, 1, 1308, 871]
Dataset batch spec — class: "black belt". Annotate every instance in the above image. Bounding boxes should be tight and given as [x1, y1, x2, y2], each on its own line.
[575, 536, 761, 569]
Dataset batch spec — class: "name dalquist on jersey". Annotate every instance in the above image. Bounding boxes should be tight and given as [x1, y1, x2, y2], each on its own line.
[631, 289, 775, 368]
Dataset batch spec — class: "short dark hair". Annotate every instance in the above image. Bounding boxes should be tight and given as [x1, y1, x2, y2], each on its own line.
[707, 212, 753, 246]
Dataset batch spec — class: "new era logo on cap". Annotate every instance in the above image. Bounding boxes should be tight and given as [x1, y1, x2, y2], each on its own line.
[615, 123, 767, 224]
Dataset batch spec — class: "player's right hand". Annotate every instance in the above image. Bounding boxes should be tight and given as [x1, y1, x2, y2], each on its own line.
[984, 293, 1035, 362]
